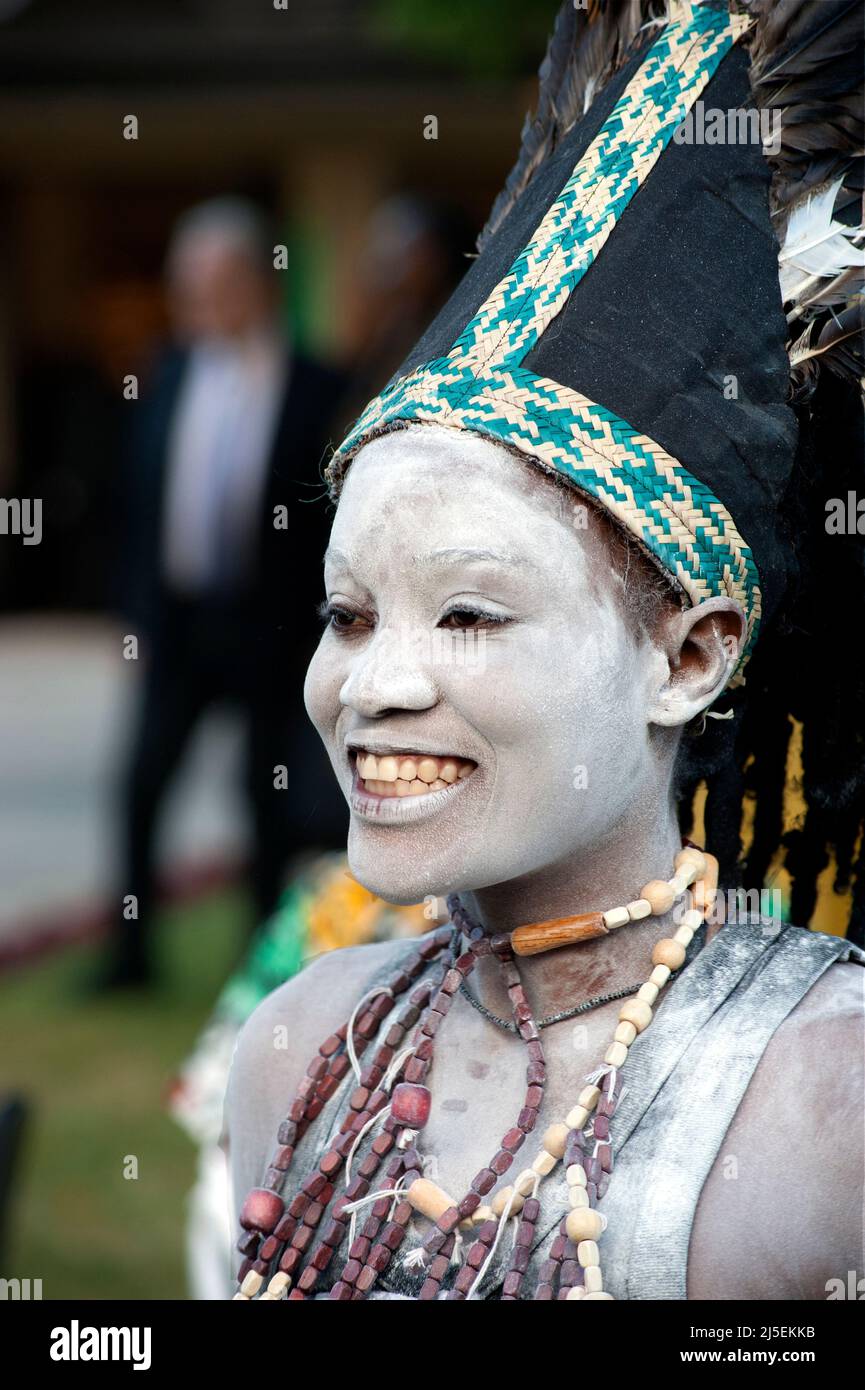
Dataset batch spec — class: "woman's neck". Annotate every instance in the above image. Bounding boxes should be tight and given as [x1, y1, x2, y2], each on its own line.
[459, 800, 689, 1022]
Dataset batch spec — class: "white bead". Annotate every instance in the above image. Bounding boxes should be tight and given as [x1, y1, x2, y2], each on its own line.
[566, 1286, 586, 1299]
[565, 1104, 590, 1130]
[532, 1149, 557, 1177]
[650, 964, 671, 987]
[673, 924, 694, 947]
[637, 982, 659, 1005]
[626, 898, 652, 920]
[603, 905, 630, 930]
[604, 1041, 628, 1067]
[584, 1265, 604, 1293]
[682, 907, 703, 929]
[569, 1185, 590, 1208]
[566, 1163, 587, 1187]
[577, 1240, 600, 1267]
[240, 1270, 263, 1297]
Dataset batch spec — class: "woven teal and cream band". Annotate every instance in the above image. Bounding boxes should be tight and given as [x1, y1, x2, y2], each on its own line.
[325, 1, 762, 683]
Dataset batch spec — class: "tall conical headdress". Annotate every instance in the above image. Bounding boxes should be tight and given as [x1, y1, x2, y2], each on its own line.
[324, 0, 865, 938]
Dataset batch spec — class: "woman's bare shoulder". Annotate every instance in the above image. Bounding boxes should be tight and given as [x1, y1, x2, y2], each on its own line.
[689, 956, 865, 1299]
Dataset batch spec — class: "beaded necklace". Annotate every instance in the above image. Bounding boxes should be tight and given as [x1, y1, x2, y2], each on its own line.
[458, 978, 645, 1033]
[233, 844, 718, 1301]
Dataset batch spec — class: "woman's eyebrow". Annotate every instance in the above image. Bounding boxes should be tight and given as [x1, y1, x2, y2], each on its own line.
[419, 547, 542, 572]
[324, 545, 542, 573]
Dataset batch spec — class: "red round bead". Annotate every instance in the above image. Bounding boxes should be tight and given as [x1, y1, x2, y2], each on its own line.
[390, 1082, 432, 1129]
[239, 1187, 285, 1234]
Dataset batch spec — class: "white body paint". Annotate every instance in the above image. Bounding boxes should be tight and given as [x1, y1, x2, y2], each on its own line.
[224, 422, 863, 1302]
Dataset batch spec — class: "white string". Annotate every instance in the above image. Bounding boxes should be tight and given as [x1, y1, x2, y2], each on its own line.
[344, 1106, 393, 1247]
[387, 1173, 409, 1221]
[382, 1044, 415, 1092]
[340, 1185, 405, 1216]
[345, 985, 394, 1083]
[466, 1172, 541, 1300]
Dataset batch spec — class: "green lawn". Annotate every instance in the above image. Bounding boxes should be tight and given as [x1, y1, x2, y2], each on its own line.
[1, 889, 252, 1299]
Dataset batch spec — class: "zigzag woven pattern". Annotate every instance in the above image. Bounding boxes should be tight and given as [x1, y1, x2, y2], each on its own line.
[326, 1, 761, 679]
[452, 1, 750, 374]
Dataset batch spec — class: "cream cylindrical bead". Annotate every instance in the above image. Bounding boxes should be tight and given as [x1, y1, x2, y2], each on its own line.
[619, 998, 652, 1032]
[566, 1286, 586, 1300]
[626, 898, 652, 921]
[267, 1272, 291, 1296]
[514, 1168, 538, 1196]
[532, 1149, 557, 1177]
[673, 924, 694, 947]
[578, 1084, 601, 1110]
[615, 1021, 637, 1045]
[650, 963, 671, 987]
[641, 879, 675, 914]
[543, 1123, 570, 1159]
[577, 1240, 600, 1268]
[566, 1163, 588, 1187]
[584, 1266, 604, 1293]
[669, 868, 693, 895]
[569, 1185, 590, 1208]
[604, 1040, 628, 1067]
[407, 1177, 458, 1221]
[240, 1270, 263, 1297]
[565, 1104, 589, 1130]
[681, 906, 703, 929]
[603, 905, 630, 930]
[637, 982, 659, 1005]
[474, 1204, 495, 1223]
[583, 1291, 615, 1300]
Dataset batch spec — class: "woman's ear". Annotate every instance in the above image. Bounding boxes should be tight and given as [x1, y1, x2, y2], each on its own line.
[647, 596, 747, 728]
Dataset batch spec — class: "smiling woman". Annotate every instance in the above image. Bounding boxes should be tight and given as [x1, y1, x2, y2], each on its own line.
[224, 0, 864, 1302]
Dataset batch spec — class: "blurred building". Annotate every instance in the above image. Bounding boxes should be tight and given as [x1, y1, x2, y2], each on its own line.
[0, 0, 538, 610]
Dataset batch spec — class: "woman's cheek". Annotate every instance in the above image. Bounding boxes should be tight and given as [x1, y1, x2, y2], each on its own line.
[303, 640, 342, 743]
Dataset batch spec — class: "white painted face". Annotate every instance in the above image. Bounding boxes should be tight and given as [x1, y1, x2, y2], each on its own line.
[304, 424, 658, 904]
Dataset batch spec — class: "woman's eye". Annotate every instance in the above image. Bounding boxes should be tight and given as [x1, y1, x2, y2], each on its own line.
[317, 601, 369, 633]
[439, 607, 509, 630]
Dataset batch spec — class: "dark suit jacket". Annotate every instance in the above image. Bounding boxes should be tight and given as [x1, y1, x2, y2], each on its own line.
[118, 343, 346, 683]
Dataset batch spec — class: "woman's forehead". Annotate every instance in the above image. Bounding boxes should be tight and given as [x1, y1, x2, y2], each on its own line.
[334, 425, 577, 537]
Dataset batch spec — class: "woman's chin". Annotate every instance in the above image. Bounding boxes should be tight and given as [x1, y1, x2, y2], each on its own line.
[346, 834, 460, 909]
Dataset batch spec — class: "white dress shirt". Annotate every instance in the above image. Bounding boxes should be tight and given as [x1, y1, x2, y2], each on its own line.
[161, 325, 288, 595]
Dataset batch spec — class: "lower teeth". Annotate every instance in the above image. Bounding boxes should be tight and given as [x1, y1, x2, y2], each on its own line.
[362, 776, 452, 797]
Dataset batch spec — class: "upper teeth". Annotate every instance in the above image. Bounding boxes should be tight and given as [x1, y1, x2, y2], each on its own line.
[355, 750, 475, 796]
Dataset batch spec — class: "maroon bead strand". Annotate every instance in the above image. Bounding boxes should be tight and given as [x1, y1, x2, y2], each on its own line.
[262, 978, 438, 1295]
[433, 935, 550, 1299]
[287, 939, 461, 1298]
[234, 926, 454, 1290]
[499, 1196, 542, 1300]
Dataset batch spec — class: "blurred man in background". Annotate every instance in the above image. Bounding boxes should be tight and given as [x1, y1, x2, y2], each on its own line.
[97, 197, 347, 990]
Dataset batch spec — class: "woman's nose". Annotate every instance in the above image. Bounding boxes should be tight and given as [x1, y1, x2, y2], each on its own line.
[338, 624, 439, 719]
